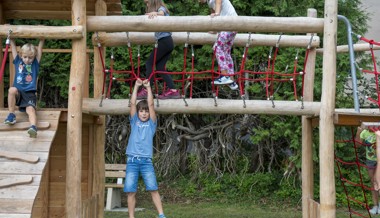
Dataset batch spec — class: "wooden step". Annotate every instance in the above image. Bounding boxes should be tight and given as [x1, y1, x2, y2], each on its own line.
[0, 122, 50, 131]
[0, 150, 39, 163]
[0, 175, 33, 188]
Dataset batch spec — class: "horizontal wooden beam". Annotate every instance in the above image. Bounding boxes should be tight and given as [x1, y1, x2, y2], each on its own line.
[93, 32, 320, 48]
[316, 43, 380, 54]
[82, 98, 321, 116]
[87, 16, 324, 34]
[0, 25, 83, 39]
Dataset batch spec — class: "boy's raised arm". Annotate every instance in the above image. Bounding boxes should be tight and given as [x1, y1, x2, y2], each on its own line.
[10, 39, 17, 59]
[143, 80, 156, 122]
[37, 39, 45, 63]
[130, 79, 142, 117]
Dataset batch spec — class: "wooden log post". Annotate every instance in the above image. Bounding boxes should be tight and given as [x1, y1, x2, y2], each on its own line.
[0, 25, 83, 39]
[94, 32, 320, 48]
[87, 16, 324, 34]
[302, 8, 318, 218]
[319, 1, 338, 217]
[66, 0, 86, 217]
[0, 3, 4, 108]
[93, 2, 107, 218]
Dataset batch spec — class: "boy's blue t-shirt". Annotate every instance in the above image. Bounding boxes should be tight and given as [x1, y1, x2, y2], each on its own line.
[13, 55, 39, 92]
[126, 113, 157, 158]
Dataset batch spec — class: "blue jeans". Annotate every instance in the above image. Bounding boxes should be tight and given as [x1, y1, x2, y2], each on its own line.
[124, 156, 158, 193]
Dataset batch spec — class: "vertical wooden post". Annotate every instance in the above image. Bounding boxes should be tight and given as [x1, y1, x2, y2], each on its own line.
[302, 9, 318, 218]
[0, 3, 4, 108]
[66, 0, 86, 217]
[83, 53, 90, 98]
[319, 1, 338, 217]
[93, 1, 107, 217]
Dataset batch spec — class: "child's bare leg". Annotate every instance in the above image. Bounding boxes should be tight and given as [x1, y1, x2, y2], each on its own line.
[375, 131, 380, 190]
[127, 192, 137, 218]
[26, 106, 37, 126]
[369, 168, 379, 205]
[150, 190, 164, 215]
[7, 87, 18, 113]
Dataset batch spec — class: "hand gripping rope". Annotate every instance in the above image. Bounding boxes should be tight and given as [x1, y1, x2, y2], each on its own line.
[0, 30, 12, 83]
[335, 126, 380, 218]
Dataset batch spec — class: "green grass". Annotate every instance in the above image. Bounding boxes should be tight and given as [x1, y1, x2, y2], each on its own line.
[104, 201, 357, 218]
[105, 202, 303, 218]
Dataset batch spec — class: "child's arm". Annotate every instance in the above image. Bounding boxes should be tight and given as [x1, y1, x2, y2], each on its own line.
[211, 0, 222, 17]
[143, 79, 156, 123]
[146, 8, 165, 18]
[36, 39, 45, 63]
[10, 39, 17, 59]
[130, 78, 143, 117]
[355, 127, 364, 142]
[375, 130, 380, 190]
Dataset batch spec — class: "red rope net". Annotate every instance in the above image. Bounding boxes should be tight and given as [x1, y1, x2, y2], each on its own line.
[96, 33, 313, 103]
[357, 35, 380, 108]
[335, 127, 380, 218]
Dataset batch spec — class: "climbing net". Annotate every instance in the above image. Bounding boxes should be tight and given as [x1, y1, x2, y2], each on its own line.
[335, 125, 380, 218]
[95, 32, 314, 107]
[355, 34, 380, 108]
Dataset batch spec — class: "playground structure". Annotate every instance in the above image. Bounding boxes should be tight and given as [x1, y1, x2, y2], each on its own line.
[0, 0, 380, 218]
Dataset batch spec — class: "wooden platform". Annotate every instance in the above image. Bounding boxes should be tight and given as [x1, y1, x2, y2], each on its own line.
[0, 110, 61, 217]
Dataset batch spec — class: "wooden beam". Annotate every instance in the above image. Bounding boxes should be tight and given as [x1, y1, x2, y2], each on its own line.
[87, 16, 324, 33]
[82, 98, 321, 116]
[316, 43, 380, 54]
[0, 25, 83, 39]
[93, 2, 107, 218]
[66, 0, 86, 217]
[302, 8, 317, 218]
[319, 0, 338, 217]
[93, 32, 320, 48]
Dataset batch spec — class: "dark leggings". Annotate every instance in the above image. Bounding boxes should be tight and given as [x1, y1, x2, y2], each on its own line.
[145, 36, 175, 89]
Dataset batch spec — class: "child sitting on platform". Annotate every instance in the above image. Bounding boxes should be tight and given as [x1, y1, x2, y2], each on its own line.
[4, 38, 44, 138]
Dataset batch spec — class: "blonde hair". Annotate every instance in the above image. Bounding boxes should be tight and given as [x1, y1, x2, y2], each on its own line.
[20, 43, 38, 57]
[145, 0, 169, 14]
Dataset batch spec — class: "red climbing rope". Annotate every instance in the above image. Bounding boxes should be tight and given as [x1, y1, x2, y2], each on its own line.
[95, 33, 310, 104]
[357, 35, 380, 108]
[335, 127, 377, 218]
[0, 31, 11, 83]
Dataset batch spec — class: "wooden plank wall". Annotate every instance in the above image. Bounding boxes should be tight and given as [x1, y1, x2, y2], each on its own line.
[32, 120, 91, 218]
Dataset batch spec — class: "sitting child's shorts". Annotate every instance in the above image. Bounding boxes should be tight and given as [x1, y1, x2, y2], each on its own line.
[16, 90, 37, 112]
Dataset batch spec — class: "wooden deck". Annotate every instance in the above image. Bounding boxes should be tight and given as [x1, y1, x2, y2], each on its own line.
[0, 110, 61, 218]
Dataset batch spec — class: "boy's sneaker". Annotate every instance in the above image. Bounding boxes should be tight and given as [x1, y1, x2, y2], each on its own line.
[4, 113, 16, 125]
[369, 206, 379, 215]
[27, 125, 37, 138]
[137, 88, 148, 100]
[213, 76, 234, 85]
[229, 82, 239, 90]
[158, 89, 180, 99]
[158, 214, 166, 218]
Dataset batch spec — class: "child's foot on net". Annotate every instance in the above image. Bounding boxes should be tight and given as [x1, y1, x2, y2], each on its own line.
[4, 113, 16, 125]
[137, 88, 148, 100]
[229, 81, 239, 90]
[369, 205, 379, 215]
[27, 125, 38, 138]
[158, 89, 180, 99]
[212, 76, 233, 85]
